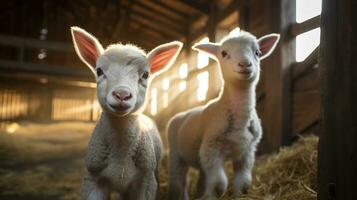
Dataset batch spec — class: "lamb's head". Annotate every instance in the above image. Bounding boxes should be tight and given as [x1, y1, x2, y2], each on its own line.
[193, 31, 279, 83]
[71, 27, 182, 116]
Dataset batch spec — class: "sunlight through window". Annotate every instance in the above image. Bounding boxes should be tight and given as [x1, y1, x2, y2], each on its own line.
[197, 37, 209, 69]
[179, 81, 187, 92]
[162, 78, 169, 91]
[151, 88, 157, 115]
[163, 92, 169, 108]
[296, 28, 320, 62]
[296, 0, 322, 23]
[197, 71, 209, 101]
[179, 63, 188, 79]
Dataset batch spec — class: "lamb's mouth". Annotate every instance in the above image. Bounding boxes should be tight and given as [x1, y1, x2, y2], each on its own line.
[107, 102, 131, 114]
[236, 69, 252, 75]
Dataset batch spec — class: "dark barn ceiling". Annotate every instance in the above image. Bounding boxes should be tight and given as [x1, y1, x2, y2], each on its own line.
[0, 0, 216, 50]
[0, 0, 233, 83]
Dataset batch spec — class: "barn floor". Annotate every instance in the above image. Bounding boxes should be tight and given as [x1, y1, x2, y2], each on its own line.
[0, 122, 317, 200]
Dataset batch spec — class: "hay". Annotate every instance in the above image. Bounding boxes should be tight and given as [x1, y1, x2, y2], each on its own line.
[0, 122, 317, 200]
[159, 135, 318, 200]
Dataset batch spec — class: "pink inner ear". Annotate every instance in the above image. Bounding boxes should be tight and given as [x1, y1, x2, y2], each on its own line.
[260, 37, 278, 56]
[73, 31, 100, 68]
[150, 47, 179, 73]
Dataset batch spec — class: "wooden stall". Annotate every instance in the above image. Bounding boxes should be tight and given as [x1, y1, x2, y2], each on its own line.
[0, 0, 320, 153]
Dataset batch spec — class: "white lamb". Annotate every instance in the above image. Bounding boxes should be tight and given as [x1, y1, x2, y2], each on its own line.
[70, 27, 182, 200]
[167, 31, 280, 199]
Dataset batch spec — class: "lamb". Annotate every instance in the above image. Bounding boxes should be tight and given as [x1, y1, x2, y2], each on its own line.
[70, 27, 182, 200]
[167, 31, 280, 200]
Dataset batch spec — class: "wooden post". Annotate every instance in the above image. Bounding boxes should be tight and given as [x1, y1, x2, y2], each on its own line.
[318, 0, 357, 199]
[261, 0, 295, 152]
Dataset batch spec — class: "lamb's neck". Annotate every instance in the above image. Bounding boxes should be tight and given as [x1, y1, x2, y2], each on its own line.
[100, 112, 140, 140]
[219, 81, 256, 114]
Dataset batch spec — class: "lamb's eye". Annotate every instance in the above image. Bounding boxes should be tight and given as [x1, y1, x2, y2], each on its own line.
[221, 50, 228, 58]
[142, 71, 149, 80]
[96, 68, 104, 77]
[255, 49, 262, 57]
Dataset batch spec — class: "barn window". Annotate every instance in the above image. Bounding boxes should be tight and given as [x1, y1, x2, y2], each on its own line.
[163, 93, 169, 108]
[197, 37, 209, 69]
[296, 0, 322, 23]
[162, 78, 169, 108]
[179, 63, 188, 79]
[295, 0, 322, 62]
[179, 63, 188, 92]
[197, 71, 209, 101]
[296, 28, 321, 62]
[162, 78, 170, 90]
[179, 81, 187, 92]
[151, 88, 157, 115]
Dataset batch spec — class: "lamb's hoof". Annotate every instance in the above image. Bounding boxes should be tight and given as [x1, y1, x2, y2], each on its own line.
[233, 187, 249, 197]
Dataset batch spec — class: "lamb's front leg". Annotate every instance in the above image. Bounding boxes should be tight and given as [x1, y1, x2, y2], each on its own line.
[82, 175, 110, 200]
[133, 172, 158, 200]
[232, 148, 255, 197]
[199, 144, 228, 200]
[85, 130, 110, 175]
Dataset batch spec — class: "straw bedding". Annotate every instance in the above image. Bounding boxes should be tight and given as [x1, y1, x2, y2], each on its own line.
[0, 122, 317, 200]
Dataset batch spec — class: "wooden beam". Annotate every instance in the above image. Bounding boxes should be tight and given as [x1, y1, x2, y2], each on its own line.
[290, 15, 321, 36]
[129, 5, 184, 36]
[130, 15, 184, 39]
[149, 0, 187, 18]
[262, 0, 296, 152]
[0, 34, 73, 52]
[293, 46, 319, 80]
[0, 60, 92, 81]
[166, 0, 210, 15]
[318, 0, 357, 199]
[111, 0, 135, 40]
[135, 0, 186, 24]
[188, 0, 243, 42]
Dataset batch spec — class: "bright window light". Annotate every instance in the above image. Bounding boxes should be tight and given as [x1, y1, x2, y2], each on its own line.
[179, 81, 187, 92]
[197, 37, 209, 69]
[197, 71, 209, 101]
[229, 27, 241, 37]
[179, 63, 188, 79]
[163, 92, 169, 108]
[162, 78, 169, 90]
[296, 0, 322, 23]
[151, 88, 157, 115]
[296, 28, 320, 62]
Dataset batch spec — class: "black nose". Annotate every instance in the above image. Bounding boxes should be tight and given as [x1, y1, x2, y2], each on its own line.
[238, 61, 252, 68]
[112, 89, 132, 101]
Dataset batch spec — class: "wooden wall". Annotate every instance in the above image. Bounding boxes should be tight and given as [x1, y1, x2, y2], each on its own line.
[0, 0, 321, 154]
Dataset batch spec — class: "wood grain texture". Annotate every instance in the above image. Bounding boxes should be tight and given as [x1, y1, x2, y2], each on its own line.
[318, 0, 357, 199]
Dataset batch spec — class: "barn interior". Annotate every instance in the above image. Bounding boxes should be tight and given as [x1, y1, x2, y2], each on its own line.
[0, 0, 327, 199]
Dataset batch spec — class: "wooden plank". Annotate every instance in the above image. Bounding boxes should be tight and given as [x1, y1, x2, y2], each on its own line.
[171, 0, 209, 15]
[0, 34, 73, 52]
[292, 90, 320, 134]
[318, 0, 357, 199]
[188, 0, 243, 42]
[293, 46, 319, 80]
[290, 15, 321, 37]
[130, 0, 185, 25]
[261, 0, 296, 152]
[0, 60, 92, 81]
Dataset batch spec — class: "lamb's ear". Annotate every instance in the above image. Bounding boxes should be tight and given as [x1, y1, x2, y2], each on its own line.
[147, 41, 183, 74]
[71, 26, 104, 73]
[192, 42, 220, 59]
[258, 33, 280, 60]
